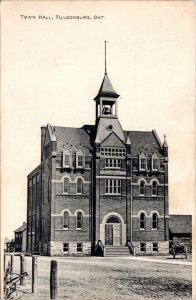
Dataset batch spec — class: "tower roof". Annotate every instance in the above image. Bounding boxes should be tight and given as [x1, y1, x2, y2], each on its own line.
[94, 73, 119, 100]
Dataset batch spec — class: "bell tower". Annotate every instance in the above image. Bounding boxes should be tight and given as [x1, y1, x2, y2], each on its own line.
[94, 41, 120, 122]
[94, 42, 125, 144]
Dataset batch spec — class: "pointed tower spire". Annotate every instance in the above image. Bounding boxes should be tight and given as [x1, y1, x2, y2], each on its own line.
[94, 41, 119, 100]
[105, 41, 107, 75]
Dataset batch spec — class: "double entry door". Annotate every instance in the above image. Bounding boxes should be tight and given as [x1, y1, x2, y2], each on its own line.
[105, 223, 121, 246]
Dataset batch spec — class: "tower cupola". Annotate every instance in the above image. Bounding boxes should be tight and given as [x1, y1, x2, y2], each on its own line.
[94, 42, 120, 121]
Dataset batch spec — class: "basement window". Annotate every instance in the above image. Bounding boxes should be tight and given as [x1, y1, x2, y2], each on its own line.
[153, 243, 158, 252]
[140, 243, 146, 253]
[77, 243, 83, 253]
[63, 243, 69, 253]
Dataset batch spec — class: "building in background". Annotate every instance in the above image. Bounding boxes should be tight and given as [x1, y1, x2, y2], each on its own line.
[27, 45, 170, 256]
[169, 215, 192, 253]
[14, 222, 27, 252]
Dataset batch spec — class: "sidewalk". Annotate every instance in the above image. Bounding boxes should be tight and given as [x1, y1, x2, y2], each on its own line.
[111, 255, 192, 266]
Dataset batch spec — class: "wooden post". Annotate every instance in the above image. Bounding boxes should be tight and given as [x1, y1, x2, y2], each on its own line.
[50, 260, 57, 299]
[32, 256, 38, 294]
[20, 254, 26, 285]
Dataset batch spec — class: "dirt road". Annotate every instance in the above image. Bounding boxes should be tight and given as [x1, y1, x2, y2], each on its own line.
[11, 256, 192, 299]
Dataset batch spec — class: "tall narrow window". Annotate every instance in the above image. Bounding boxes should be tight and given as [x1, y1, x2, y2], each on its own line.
[63, 212, 69, 229]
[76, 178, 83, 194]
[63, 178, 70, 194]
[140, 213, 146, 229]
[76, 149, 84, 168]
[152, 153, 159, 171]
[76, 212, 82, 229]
[63, 148, 71, 168]
[152, 213, 158, 229]
[139, 181, 145, 196]
[152, 181, 157, 196]
[139, 153, 146, 171]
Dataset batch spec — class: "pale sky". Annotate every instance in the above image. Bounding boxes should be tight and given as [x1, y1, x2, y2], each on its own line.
[1, 1, 195, 239]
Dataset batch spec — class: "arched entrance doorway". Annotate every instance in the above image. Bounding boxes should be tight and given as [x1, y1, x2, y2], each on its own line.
[105, 216, 122, 246]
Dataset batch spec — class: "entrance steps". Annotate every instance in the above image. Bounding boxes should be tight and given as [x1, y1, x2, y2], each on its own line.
[104, 246, 131, 257]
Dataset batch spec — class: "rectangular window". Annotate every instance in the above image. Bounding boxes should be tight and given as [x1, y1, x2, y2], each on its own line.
[152, 158, 158, 170]
[105, 179, 121, 194]
[140, 158, 146, 170]
[63, 243, 69, 253]
[64, 154, 70, 167]
[140, 243, 146, 252]
[105, 159, 121, 168]
[77, 243, 83, 253]
[77, 155, 84, 168]
[153, 243, 158, 252]
[101, 147, 126, 157]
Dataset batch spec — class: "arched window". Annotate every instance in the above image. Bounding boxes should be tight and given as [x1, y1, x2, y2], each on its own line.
[139, 180, 145, 196]
[76, 212, 83, 229]
[76, 178, 83, 194]
[140, 213, 146, 229]
[63, 211, 69, 229]
[152, 213, 158, 229]
[106, 216, 121, 223]
[152, 181, 158, 196]
[63, 178, 70, 194]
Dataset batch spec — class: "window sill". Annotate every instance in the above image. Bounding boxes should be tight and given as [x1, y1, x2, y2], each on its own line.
[152, 228, 158, 231]
[105, 193, 121, 195]
[139, 228, 145, 231]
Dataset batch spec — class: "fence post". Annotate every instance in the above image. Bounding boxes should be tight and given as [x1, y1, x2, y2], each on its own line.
[50, 260, 57, 299]
[32, 256, 38, 294]
[20, 254, 26, 286]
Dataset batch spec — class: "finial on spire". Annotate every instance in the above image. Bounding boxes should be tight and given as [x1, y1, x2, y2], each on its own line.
[164, 134, 166, 141]
[104, 41, 107, 75]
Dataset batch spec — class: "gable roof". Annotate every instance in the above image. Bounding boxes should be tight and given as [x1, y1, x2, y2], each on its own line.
[15, 222, 27, 233]
[169, 215, 192, 234]
[48, 125, 164, 157]
[124, 130, 163, 157]
[52, 125, 94, 155]
[94, 74, 119, 100]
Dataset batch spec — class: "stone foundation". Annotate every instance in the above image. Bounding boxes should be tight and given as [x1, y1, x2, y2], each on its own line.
[132, 241, 169, 255]
[50, 241, 91, 256]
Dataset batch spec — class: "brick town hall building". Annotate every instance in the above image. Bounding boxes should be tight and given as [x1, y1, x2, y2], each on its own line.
[27, 47, 169, 256]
